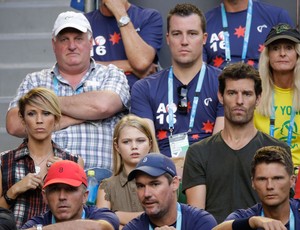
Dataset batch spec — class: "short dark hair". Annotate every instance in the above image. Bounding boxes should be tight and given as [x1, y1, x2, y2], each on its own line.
[167, 3, 206, 33]
[251, 146, 294, 177]
[218, 62, 262, 96]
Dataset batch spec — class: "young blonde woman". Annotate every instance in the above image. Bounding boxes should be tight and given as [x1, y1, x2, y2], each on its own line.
[0, 87, 83, 228]
[96, 114, 159, 228]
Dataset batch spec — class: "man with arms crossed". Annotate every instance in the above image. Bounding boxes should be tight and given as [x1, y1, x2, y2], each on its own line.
[85, 0, 163, 88]
[6, 11, 130, 178]
[182, 62, 291, 223]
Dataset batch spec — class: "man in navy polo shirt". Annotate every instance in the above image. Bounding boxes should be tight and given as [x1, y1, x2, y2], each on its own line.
[123, 153, 217, 230]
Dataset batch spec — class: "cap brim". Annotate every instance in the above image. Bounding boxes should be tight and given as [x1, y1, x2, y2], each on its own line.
[53, 23, 88, 36]
[43, 178, 82, 189]
[265, 35, 300, 46]
[128, 166, 166, 181]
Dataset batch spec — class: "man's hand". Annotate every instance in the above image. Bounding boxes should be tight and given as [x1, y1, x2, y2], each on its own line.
[249, 216, 287, 230]
[101, 0, 128, 18]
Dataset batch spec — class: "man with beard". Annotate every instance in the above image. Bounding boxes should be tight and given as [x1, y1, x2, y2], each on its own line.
[123, 153, 217, 229]
[182, 62, 290, 223]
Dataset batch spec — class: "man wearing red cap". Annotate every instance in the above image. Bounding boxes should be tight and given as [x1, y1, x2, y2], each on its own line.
[21, 160, 119, 230]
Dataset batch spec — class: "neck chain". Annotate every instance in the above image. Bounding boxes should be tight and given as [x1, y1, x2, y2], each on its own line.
[31, 151, 52, 174]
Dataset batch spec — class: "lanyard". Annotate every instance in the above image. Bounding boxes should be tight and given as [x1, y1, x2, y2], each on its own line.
[221, 0, 253, 63]
[52, 209, 86, 224]
[269, 93, 295, 147]
[167, 64, 206, 135]
[261, 206, 294, 230]
[149, 203, 182, 230]
[53, 76, 83, 95]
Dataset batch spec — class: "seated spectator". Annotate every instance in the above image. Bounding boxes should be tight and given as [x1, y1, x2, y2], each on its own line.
[6, 11, 130, 179]
[182, 62, 291, 223]
[131, 3, 224, 157]
[96, 114, 159, 227]
[203, 0, 293, 69]
[254, 23, 300, 168]
[85, 0, 163, 88]
[213, 146, 298, 230]
[0, 208, 17, 230]
[123, 153, 217, 229]
[21, 160, 119, 230]
[0, 87, 83, 228]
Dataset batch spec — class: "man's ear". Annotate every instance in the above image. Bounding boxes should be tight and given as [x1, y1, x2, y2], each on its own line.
[251, 177, 256, 190]
[42, 190, 48, 205]
[83, 189, 89, 204]
[255, 94, 261, 107]
[290, 175, 296, 188]
[172, 176, 180, 192]
[217, 91, 224, 105]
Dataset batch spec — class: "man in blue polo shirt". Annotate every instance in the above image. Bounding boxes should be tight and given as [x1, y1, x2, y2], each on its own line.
[123, 153, 217, 230]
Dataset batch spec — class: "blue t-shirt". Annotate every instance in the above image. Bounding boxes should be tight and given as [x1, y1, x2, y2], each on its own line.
[85, 4, 163, 88]
[203, 1, 293, 69]
[225, 199, 300, 230]
[21, 206, 119, 230]
[131, 65, 223, 157]
[123, 203, 217, 230]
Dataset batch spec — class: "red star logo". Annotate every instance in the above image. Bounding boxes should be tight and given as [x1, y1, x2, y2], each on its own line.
[258, 44, 265, 53]
[247, 59, 254, 66]
[191, 134, 200, 140]
[187, 101, 192, 113]
[202, 120, 214, 133]
[213, 56, 224, 68]
[157, 130, 168, 140]
[109, 32, 121, 45]
[234, 26, 245, 38]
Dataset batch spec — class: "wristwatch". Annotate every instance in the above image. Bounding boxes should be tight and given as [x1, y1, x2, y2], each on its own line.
[3, 191, 15, 206]
[36, 224, 43, 230]
[118, 15, 131, 27]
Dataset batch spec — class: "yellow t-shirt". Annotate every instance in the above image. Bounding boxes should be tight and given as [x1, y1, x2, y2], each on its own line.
[254, 86, 300, 167]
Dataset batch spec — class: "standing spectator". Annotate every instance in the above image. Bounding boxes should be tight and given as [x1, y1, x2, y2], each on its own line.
[203, 0, 293, 69]
[213, 146, 299, 230]
[21, 160, 119, 230]
[5, 11, 130, 180]
[131, 3, 224, 157]
[96, 114, 159, 227]
[254, 23, 300, 169]
[123, 153, 217, 229]
[1, 87, 83, 228]
[85, 0, 163, 88]
[182, 62, 291, 223]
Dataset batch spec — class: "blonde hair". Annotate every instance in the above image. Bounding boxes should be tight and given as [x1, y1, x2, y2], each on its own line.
[18, 87, 61, 122]
[113, 114, 159, 176]
[257, 44, 300, 116]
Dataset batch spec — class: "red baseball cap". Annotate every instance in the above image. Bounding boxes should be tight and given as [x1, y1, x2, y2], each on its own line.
[43, 160, 87, 189]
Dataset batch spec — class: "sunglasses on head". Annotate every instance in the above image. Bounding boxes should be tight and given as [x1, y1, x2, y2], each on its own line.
[177, 85, 188, 114]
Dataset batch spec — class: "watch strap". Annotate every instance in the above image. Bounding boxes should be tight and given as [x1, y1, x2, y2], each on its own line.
[3, 191, 15, 206]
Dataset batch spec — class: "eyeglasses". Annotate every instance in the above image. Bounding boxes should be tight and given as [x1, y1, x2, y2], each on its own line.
[177, 85, 188, 114]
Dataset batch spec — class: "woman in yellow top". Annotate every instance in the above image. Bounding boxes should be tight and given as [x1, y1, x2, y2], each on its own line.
[254, 23, 300, 168]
